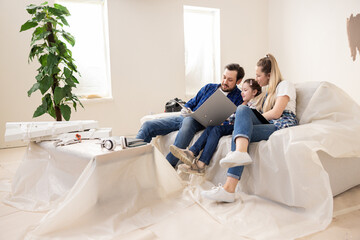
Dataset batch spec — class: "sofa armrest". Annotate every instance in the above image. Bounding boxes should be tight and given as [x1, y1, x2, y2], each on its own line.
[140, 112, 181, 125]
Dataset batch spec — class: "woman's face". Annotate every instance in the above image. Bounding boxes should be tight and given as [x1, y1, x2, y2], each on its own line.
[241, 82, 257, 102]
[255, 66, 270, 87]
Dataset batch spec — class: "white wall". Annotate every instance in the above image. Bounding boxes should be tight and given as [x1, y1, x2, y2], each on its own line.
[183, 0, 269, 77]
[268, 0, 360, 104]
[0, 0, 268, 148]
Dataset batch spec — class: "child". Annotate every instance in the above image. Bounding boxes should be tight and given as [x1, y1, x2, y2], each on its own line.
[170, 79, 262, 175]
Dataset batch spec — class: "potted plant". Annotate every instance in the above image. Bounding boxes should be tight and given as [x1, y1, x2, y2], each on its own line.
[20, 1, 83, 121]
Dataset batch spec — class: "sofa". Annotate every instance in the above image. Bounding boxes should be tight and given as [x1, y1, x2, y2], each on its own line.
[141, 81, 360, 202]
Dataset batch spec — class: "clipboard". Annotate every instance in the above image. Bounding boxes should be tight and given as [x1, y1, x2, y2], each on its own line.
[177, 88, 237, 127]
[251, 108, 269, 124]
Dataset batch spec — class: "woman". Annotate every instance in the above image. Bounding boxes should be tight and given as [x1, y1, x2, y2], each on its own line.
[201, 54, 298, 203]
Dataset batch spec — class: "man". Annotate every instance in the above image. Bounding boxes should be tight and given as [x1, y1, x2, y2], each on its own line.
[136, 63, 245, 167]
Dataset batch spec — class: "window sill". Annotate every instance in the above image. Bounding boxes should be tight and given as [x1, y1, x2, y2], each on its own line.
[77, 96, 114, 104]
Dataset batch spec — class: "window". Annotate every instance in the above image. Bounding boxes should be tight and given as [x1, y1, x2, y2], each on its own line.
[183, 6, 220, 97]
[55, 0, 112, 98]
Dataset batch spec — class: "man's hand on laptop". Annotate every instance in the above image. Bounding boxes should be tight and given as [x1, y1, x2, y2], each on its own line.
[181, 107, 192, 117]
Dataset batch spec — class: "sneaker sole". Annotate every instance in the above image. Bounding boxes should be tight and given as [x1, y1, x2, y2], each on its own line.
[169, 145, 194, 166]
[178, 165, 205, 176]
[186, 169, 205, 176]
[201, 192, 235, 203]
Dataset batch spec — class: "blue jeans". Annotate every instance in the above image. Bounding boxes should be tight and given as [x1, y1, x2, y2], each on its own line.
[190, 125, 234, 165]
[227, 105, 277, 180]
[136, 116, 204, 166]
[136, 116, 184, 143]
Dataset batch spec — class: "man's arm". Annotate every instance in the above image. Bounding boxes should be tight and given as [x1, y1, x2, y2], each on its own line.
[184, 84, 210, 110]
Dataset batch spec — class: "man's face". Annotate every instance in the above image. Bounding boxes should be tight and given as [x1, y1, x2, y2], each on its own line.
[221, 69, 239, 92]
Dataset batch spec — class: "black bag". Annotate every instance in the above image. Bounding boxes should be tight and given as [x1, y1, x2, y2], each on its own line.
[165, 98, 186, 112]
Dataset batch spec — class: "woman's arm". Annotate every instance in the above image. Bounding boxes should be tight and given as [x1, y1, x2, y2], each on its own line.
[262, 95, 289, 120]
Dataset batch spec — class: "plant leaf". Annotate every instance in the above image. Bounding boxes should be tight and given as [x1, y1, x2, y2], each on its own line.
[54, 4, 70, 15]
[26, 4, 38, 14]
[52, 66, 61, 75]
[35, 12, 46, 22]
[48, 104, 56, 119]
[33, 100, 47, 118]
[65, 77, 76, 87]
[57, 42, 67, 57]
[31, 31, 51, 45]
[39, 54, 50, 67]
[72, 100, 77, 111]
[35, 72, 44, 82]
[64, 67, 71, 78]
[58, 16, 69, 26]
[54, 86, 65, 105]
[32, 26, 46, 37]
[43, 66, 52, 76]
[33, 104, 47, 118]
[48, 7, 64, 18]
[27, 82, 40, 96]
[33, 93, 52, 118]
[72, 95, 84, 108]
[67, 61, 77, 72]
[62, 32, 75, 46]
[39, 75, 53, 94]
[29, 45, 43, 62]
[47, 53, 58, 67]
[60, 104, 71, 121]
[71, 75, 79, 84]
[20, 21, 38, 32]
[64, 68, 76, 87]
[46, 46, 57, 54]
[44, 93, 56, 119]
[63, 85, 72, 97]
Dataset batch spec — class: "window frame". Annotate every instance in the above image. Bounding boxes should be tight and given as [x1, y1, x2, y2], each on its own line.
[54, 0, 112, 100]
[183, 5, 221, 98]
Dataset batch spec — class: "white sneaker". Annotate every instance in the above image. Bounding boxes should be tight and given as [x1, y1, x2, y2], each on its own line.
[219, 151, 252, 168]
[201, 184, 235, 203]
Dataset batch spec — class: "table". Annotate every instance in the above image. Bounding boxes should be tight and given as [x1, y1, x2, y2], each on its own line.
[4, 140, 184, 212]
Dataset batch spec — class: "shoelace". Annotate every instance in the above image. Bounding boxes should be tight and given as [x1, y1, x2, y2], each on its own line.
[210, 183, 223, 191]
[190, 158, 205, 172]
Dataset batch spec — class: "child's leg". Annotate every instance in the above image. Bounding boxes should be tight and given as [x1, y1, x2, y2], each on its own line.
[198, 125, 234, 165]
[189, 126, 214, 156]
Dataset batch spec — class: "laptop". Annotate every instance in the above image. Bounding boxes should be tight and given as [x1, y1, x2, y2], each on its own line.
[178, 88, 237, 127]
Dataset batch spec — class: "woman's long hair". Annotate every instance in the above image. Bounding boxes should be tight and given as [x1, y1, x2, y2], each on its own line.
[255, 54, 283, 112]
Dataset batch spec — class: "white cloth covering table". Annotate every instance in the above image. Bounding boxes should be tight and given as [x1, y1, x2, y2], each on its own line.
[4, 141, 198, 239]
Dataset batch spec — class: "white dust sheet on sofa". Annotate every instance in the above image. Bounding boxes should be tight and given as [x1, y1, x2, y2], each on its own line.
[2, 82, 360, 240]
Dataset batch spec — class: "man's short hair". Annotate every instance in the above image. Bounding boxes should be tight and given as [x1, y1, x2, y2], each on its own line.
[225, 63, 245, 81]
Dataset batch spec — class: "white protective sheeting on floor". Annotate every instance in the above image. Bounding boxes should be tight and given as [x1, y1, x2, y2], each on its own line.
[3, 142, 92, 211]
[2, 81, 360, 239]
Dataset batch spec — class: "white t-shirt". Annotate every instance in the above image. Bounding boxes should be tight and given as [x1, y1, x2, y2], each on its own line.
[276, 80, 296, 114]
[219, 88, 229, 96]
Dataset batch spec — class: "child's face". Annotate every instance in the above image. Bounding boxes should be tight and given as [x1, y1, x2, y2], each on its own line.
[241, 82, 257, 102]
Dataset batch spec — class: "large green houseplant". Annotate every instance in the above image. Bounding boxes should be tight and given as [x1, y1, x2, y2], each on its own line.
[20, 2, 83, 121]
